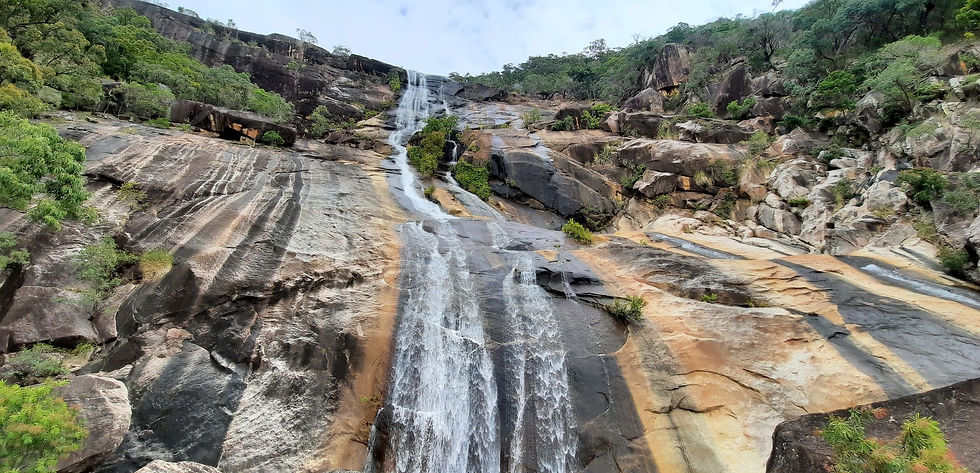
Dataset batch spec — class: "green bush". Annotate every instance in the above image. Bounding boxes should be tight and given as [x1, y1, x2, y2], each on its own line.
[591, 141, 620, 167]
[423, 185, 435, 200]
[705, 160, 740, 188]
[388, 72, 401, 92]
[116, 82, 174, 119]
[144, 117, 170, 128]
[117, 182, 147, 210]
[811, 70, 858, 111]
[581, 102, 615, 129]
[520, 108, 541, 127]
[0, 112, 93, 229]
[0, 381, 88, 473]
[685, 102, 715, 119]
[700, 293, 719, 303]
[941, 172, 980, 215]
[620, 163, 646, 191]
[562, 219, 593, 244]
[139, 249, 173, 282]
[247, 89, 294, 124]
[607, 295, 646, 324]
[787, 197, 811, 208]
[897, 168, 948, 206]
[0, 83, 48, 118]
[937, 245, 971, 277]
[1, 344, 67, 381]
[74, 237, 136, 302]
[550, 116, 575, 131]
[0, 232, 29, 271]
[260, 130, 285, 146]
[452, 160, 491, 200]
[421, 115, 458, 135]
[957, 0, 980, 31]
[408, 130, 445, 178]
[713, 194, 737, 219]
[820, 408, 966, 473]
[726, 97, 756, 120]
[832, 179, 856, 207]
[743, 130, 771, 156]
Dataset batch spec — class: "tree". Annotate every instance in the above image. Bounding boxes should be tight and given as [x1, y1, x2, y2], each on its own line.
[331, 45, 350, 57]
[0, 111, 93, 228]
[812, 70, 858, 111]
[0, 381, 88, 473]
[863, 35, 944, 112]
[296, 28, 317, 45]
[957, 0, 980, 32]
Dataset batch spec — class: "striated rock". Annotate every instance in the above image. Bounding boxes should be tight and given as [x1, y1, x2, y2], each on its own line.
[757, 204, 802, 235]
[751, 73, 788, 97]
[863, 181, 907, 213]
[712, 64, 753, 116]
[674, 119, 754, 144]
[56, 375, 131, 473]
[853, 91, 886, 135]
[170, 100, 297, 145]
[739, 116, 776, 134]
[620, 112, 667, 138]
[135, 461, 222, 473]
[618, 138, 747, 177]
[633, 170, 678, 197]
[600, 111, 625, 134]
[489, 149, 615, 217]
[623, 87, 664, 113]
[751, 96, 790, 119]
[773, 128, 829, 156]
[640, 43, 692, 91]
[767, 378, 980, 473]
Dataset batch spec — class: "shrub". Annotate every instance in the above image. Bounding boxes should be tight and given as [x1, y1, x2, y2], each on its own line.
[743, 130, 771, 156]
[452, 160, 491, 200]
[139, 249, 174, 282]
[713, 194, 737, 219]
[726, 97, 756, 120]
[562, 219, 593, 244]
[941, 172, 980, 215]
[247, 89, 294, 123]
[897, 168, 948, 206]
[408, 130, 445, 178]
[0, 381, 88, 473]
[423, 185, 435, 200]
[388, 72, 402, 92]
[117, 182, 147, 210]
[820, 408, 966, 473]
[620, 164, 646, 191]
[693, 170, 712, 188]
[787, 197, 811, 208]
[591, 141, 620, 167]
[421, 115, 458, 135]
[607, 295, 647, 324]
[937, 245, 971, 277]
[520, 108, 541, 127]
[0, 83, 47, 118]
[705, 160, 740, 188]
[811, 70, 858, 111]
[685, 102, 715, 118]
[663, 91, 685, 112]
[656, 122, 679, 140]
[700, 293, 719, 303]
[144, 117, 170, 128]
[914, 217, 940, 243]
[832, 179, 856, 207]
[260, 130, 285, 146]
[550, 116, 575, 131]
[0, 112, 93, 229]
[115, 82, 175, 119]
[0, 344, 67, 381]
[74, 237, 137, 302]
[581, 102, 615, 129]
[0, 232, 29, 271]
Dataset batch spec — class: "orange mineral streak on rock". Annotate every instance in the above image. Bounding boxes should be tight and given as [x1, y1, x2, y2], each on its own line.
[575, 244, 895, 473]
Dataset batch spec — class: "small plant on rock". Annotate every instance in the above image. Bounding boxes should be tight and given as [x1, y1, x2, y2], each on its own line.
[562, 219, 593, 244]
[74, 237, 137, 302]
[607, 295, 646, 324]
[520, 108, 541, 127]
[937, 245, 971, 278]
[832, 179, 856, 208]
[726, 97, 756, 120]
[423, 185, 436, 200]
[139, 249, 174, 282]
[743, 130, 772, 156]
[0, 232, 29, 271]
[117, 182, 148, 210]
[260, 130, 285, 146]
[685, 102, 715, 119]
[700, 292, 719, 303]
[897, 168, 948, 206]
[787, 197, 811, 208]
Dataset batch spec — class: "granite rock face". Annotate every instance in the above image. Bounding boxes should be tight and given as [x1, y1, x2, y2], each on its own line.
[56, 375, 132, 473]
[640, 43, 692, 91]
[169, 100, 297, 145]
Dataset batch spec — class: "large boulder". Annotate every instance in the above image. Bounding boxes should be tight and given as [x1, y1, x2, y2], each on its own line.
[712, 64, 753, 117]
[617, 139, 747, 177]
[773, 128, 829, 156]
[852, 91, 886, 135]
[751, 96, 790, 119]
[750, 73, 788, 97]
[633, 170, 678, 197]
[135, 461, 222, 473]
[766, 377, 980, 473]
[619, 112, 667, 138]
[623, 88, 664, 113]
[169, 100, 297, 145]
[489, 150, 615, 217]
[640, 43, 692, 91]
[757, 203, 802, 235]
[673, 119, 754, 144]
[56, 375, 132, 473]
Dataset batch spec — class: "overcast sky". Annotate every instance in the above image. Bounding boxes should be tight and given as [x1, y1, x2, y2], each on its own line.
[164, 0, 811, 75]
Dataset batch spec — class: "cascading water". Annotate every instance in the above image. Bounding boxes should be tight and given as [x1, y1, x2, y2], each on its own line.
[369, 71, 577, 473]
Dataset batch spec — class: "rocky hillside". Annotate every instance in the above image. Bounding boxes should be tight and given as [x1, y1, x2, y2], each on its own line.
[0, 1, 978, 473]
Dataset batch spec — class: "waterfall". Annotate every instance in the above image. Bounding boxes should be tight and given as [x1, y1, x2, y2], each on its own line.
[501, 256, 578, 473]
[369, 72, 577, 473]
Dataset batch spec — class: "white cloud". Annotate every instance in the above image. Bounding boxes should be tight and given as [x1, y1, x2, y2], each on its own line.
[167, 0, 810, 75]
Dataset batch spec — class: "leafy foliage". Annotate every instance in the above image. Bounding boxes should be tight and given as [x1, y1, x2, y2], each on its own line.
[421, 115, 458, 135]
[726, 97, 756, 119]
[452, 160, 491, 200]
[898, 168, 948, 206]
[519, 108, 541, 127]
[0, 232, 29, 271]
[0, 381, 88, 473]
[74, 237, 136, 301]
[550, 116, 575, 131]
[941, 172, 980, 215]
[812, 70, 858, 111]
[408, 131, 446, 178]
[607, 295, 647, 324]
[937, 245, 971, 278]
[832, 178, 856, 207]
[685, 102, 715, 118]
[820, 408, 966, 473]
[743, 130, 771, 156]
[117, 182, 147, 210]
[260, 130, 285, 146]
[0, 112, 93, 229]
[561, 219, 593, 244]
[0, 344, 67, 382]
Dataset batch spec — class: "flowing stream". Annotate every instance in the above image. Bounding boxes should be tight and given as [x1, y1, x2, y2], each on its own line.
[367, 72, 577, 472]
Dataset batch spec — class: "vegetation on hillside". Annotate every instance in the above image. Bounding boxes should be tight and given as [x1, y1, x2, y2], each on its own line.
[407, 116, 457, 178]
[0, 0, 293, 121]
[0, 381, 88, 473]
[819, 407, 966, 473]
